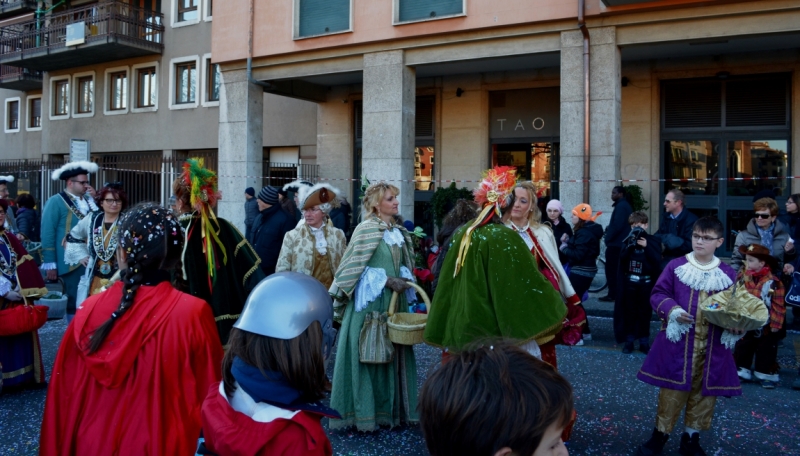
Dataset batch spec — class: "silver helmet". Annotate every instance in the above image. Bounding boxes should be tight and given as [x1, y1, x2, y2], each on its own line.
[234, 272, 337, 359]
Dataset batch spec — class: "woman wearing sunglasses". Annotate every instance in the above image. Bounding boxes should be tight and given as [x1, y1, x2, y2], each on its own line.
[64, 183, 128, 300]
[730, 197, 790, 272]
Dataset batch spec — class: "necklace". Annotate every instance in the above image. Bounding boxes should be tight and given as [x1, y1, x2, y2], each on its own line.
[92, 214, 118, 263]
[0, 232, 18, 279]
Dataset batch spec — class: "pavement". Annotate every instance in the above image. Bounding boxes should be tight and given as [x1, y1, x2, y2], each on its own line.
[2, 293, 800, 456]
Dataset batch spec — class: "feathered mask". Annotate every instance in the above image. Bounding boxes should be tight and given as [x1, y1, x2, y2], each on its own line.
[454, 166, 518, 277]
[180, 158, 226, 288]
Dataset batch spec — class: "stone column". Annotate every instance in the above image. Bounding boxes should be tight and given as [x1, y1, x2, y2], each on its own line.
[217, 69, 264, 233]
[560, 26, 621, 217]
[317, 86, 354, 202]
[361, 50, 416, 220]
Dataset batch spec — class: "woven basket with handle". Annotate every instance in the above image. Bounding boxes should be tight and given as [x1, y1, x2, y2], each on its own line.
[387, 282, 432, 346]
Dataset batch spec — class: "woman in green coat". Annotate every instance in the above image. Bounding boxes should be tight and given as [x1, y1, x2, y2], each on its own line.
[329, 182, 418, 432]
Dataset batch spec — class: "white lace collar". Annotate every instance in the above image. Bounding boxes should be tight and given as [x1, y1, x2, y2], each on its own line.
[383, 228, 405, 246]
[674, 253, 732, 293]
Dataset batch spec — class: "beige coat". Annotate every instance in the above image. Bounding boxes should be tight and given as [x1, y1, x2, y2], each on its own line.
[276, 221, 347, 278]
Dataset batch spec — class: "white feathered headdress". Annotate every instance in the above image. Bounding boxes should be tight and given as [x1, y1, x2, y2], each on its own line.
[51, 161, 99, 181]
[298, 183, 342, 214]
[0, 175, 14, 184]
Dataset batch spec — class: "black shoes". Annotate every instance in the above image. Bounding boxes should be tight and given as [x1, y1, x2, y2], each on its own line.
[679, 432, 707, 456]
[635, 428, 669, 456]
[599, 295, 615, 302]
[622, 341, 634, 354]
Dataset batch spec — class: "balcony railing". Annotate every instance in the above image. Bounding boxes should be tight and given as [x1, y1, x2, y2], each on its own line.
[0, 1, 164, 71]
[0, 64, 41, 90]
[0, 0, 37, 20]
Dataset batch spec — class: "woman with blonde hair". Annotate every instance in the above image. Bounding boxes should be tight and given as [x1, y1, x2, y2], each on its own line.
[328, 182, 419, 431]
[505, 182, 586, 362]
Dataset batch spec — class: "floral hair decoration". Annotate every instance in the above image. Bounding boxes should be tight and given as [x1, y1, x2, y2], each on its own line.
[180, 158, 227, 288]
[453, 166, 518, 276]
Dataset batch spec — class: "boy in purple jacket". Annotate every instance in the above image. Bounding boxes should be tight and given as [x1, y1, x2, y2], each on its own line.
[635, 217, 743, 456]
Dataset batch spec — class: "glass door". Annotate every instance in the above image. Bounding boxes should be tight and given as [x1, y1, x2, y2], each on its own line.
[491, 140, 559, 214]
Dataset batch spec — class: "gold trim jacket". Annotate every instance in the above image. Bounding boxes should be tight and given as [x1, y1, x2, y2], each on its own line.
[276, 221, 347, 278]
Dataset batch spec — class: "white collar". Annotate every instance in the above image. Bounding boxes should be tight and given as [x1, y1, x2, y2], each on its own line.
[222, 382, 300, 423]
[506, 221, 530, 232]
[674, 253, 732, 293]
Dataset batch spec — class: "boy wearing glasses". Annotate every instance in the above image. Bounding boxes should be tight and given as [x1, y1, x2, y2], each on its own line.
[730, 197, 790, 272]
[635, 217, 741, 456]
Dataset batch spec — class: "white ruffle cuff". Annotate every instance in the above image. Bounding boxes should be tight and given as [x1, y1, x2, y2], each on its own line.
[720, 330, 745, 350]
[0, 276, 12, 297]
[355, 267, 388, 312]
[666, 308, 692, 343]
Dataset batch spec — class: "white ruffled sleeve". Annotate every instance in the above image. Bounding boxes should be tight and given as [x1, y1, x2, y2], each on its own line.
[354, 267, 388, 312]
[0, 275, 12, 297]
[64, 215, 91, 266]
[666, 307, 693, 343]
[399, 266, 417, 303]
[720, 330, 745, 350]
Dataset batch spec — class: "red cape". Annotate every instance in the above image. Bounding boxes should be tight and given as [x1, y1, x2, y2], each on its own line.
[40, 281, 223, 456]
[201, 383, 334, 456]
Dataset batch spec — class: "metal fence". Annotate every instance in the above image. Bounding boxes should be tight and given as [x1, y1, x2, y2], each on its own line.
[0, 154, 320, 210]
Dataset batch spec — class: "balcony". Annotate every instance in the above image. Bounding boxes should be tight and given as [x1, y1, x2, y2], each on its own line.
[0, 0, 37, 20]
[0, 64, 41, 90]
[0, 1, 164, 72]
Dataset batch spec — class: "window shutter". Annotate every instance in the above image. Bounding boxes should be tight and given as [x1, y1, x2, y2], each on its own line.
[415, 97, 434, 139]
[298, 0, 350, 37]
[725, 78, 788, 127]
[663, 81, 722, 129]
[399, 0, 462, 22]
[31, 99, 41, 118]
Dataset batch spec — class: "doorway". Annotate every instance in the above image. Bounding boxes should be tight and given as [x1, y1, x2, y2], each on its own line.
[491, 140, 559, 214]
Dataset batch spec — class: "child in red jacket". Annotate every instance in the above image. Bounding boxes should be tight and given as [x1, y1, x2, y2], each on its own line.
[200, 272, 340, 456]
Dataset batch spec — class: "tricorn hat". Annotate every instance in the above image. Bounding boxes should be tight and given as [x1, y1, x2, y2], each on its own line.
[0, 175, 14, 185]
[738, 243, 779, 272]
[51, 161, 98, 181]
[298, 183, 341, 214]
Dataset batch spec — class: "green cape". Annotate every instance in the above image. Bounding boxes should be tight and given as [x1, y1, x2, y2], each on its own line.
[424, 223, 567, 352]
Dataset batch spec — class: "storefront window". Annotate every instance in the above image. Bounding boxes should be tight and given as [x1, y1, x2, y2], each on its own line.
[663, 140, 718, 196]
[726, 140, 788, 197]
[491, 142, 554, 201]
[414, 146, 434, 191]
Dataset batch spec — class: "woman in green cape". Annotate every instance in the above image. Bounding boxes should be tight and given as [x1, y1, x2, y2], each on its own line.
[329, 182, 418, 431]
[424, 166, 567, 356]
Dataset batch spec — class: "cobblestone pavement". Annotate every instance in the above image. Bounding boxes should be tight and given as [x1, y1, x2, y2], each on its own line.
[2, 301, 799, 456]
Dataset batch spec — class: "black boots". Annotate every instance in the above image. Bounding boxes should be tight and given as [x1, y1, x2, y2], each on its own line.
[635, 428, 669, 456]
[679, 432, 707, 456]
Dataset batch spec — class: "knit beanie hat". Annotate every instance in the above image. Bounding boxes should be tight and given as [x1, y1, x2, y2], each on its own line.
[546, 199, 563, 214]
[258, 186, 279, 205]
[245, 187, 255, 197]
[572, 203, 602, 222]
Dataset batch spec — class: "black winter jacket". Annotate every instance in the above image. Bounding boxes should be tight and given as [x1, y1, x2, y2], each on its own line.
[249, 205, 295, 275]
[653, 209, 698, 267]
[561, 221, 604, 269]
[604, 199, 633, 247]
[15, 207, 40, 242]
[544, 216, 573, 264]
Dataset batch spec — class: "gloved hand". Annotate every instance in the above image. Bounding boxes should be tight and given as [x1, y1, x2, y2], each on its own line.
[385, 277, 412, 293]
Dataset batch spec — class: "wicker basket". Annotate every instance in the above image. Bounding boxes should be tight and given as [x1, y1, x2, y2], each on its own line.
[387, 282, 432, 346]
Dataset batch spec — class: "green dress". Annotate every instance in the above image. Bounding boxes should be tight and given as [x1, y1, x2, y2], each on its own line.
[329, 236, 419, 431]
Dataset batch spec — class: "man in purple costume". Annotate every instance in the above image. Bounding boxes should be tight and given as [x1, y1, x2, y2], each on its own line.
[635, 217, 744, 456]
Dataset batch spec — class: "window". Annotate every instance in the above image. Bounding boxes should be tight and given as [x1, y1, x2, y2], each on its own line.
[137, 66, 157, 108]
[295, 0, 351, 38]
[53, 78, 70, 118]
[204, 0, 212, 20]
[28, 97, 41, 130]
[178, 0, 198, 22]
[395, 0, 465, 24]
[176, 61, 196, 104]
[207, 61, 220, 102]
[5, 98, 20, 132]
[76, 76, 94, 114]
[109, 71, 127, 111]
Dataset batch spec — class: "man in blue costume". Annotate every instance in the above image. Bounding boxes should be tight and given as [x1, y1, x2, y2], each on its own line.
[41, 161, 99, 322]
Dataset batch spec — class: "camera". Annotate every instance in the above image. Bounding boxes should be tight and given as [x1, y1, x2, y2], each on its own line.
[623, 227, 646, 249]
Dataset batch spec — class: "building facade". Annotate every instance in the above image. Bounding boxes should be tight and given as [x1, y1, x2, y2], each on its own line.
[211, 0, 800, 253]
[0, 0, 317, 229]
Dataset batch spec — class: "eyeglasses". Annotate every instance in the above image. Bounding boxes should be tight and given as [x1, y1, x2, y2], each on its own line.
[754, 213, 772, 219]
[692, 234, 722, 243]
[72, 180, 90, 186]
[103, 199, 122, 205]
[664, 199, 674, 204]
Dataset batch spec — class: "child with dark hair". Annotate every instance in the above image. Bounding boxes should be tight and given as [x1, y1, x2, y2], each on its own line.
[201, 272, 340, 455]
[614, 211, 662, 354]
[635, 216, 743, 456]
[40, 204, 223, 455]
[419, 341, 573, 456]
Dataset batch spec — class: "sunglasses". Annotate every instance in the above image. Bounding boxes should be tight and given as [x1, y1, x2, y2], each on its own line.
[754, 213, 772, 219]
